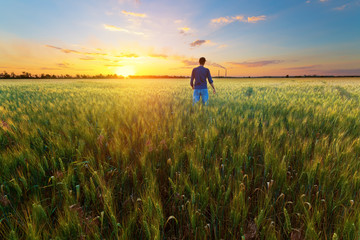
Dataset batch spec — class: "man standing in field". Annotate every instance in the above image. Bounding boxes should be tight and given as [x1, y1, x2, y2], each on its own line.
[190, 57, 216, 105]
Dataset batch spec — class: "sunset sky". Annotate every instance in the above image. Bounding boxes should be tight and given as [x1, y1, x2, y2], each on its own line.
[1, 0, 360, 77]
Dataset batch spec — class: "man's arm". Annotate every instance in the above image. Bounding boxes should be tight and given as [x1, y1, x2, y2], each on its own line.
[190, 69, 195, 89]
[210, 83, 216, 94]
[208, 69, 216, 94]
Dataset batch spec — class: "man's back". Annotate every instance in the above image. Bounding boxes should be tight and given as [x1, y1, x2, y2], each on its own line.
[191, 65, 213, 89]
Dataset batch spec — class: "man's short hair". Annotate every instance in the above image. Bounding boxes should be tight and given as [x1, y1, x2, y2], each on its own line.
[199, 57, 206, 65]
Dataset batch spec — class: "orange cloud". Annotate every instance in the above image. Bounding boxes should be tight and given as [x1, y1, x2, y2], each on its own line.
[247, 15, 266, 23]
[80, 57, 96, 61]
[148, 54, 168, 59]
[190, 40, 212, 47]
[232, 15, 245, 21]
[103, 24, 144, 35]
[211, 17, 233, 24]
[178, 27, 191, 35]
[45, 45, 109, 57]
[211, 15, 265, 25]
[57, 62, 71, 68]
[121, 10, 146, 18]
[104, 24, 128, 32]
[228, 60, 283, 67]
[115, 53, 139, 58]
[45, 45, 81, 54]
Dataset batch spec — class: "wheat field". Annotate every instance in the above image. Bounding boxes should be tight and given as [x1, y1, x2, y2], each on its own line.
[1, 78, 360, 239]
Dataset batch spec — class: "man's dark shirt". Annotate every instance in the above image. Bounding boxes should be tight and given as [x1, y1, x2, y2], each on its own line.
[190, 65, 213, 89]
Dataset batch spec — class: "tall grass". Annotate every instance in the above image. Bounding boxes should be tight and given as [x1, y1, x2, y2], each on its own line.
[1, 78, 360, 239]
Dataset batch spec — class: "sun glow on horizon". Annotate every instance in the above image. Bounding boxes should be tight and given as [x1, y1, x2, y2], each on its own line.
[116, 66, 136, 77]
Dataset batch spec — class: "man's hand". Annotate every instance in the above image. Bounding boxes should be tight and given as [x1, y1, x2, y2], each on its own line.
[210, 83, 216, 94]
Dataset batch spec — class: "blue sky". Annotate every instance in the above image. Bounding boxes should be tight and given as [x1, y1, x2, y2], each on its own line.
[0, 0, 359, 76]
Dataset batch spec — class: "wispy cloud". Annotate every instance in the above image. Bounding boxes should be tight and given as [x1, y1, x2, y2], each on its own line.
[44, 45, 62, 50]
[284, 65, 320, 70]
[45, 45, 81, 54]
[228, 60, 283, 67]
[333, 4, 348, 10]
[103, 24, 127, 32]
[247, 15, 266, 23]
[211, 15, 266, 25]
[211, 17, 236, 24]
[121, 10, 146, 18]
[115, 53, 139, 58]
[80, 57, 97, 61]
[57, 62, 71, 68]
[104, 64, 123, 67]
[178, 27, 191, 35]
[40, 67, 61, 70]
[103, 24, 144, 35]
[148, 54, 168, 59]
[45, 45, 109, 57]
[333, 1, 360, 11]
[190, 40, 211, 47]
[45, 43, 144, 64]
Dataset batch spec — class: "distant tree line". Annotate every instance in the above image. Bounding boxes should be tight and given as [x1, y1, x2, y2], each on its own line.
[0, 71, 128, 79]
[0, 71, 189, 79]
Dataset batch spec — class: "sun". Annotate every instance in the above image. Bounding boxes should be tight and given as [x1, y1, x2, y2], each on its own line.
[116, 66, 136, 77]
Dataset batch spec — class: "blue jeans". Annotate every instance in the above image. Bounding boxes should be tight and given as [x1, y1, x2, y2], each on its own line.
[193, 89, 209, 105]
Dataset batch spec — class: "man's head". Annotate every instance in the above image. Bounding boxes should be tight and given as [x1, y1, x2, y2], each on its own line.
[199, 57, 206, 66]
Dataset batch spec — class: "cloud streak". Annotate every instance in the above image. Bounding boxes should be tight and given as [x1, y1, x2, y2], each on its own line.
[190, 40, 211, 47]
[284, 65, 320, 70]
[45, 45, 108, 56]
[211, 15, 266, 25]
[57, 62, 71, 68]
[116, 53, 139, 58]
[228, 60, 283, 67]
[103, 24, 144, 35]
[333, 4, 347, 10]
[148, 54, 168, 59]
[178, 27, 191, 35]
[45, 44, 140, 63]
[247, 15, 266, 23]
[121, 10, 146, 18]
[45, 45, 81, 54]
